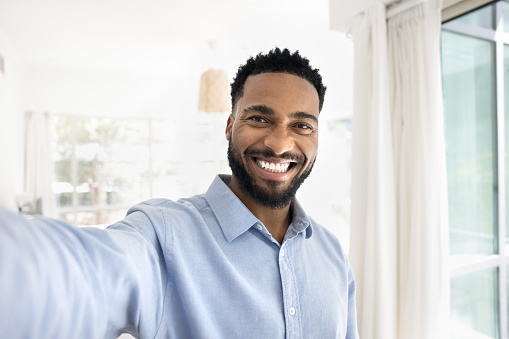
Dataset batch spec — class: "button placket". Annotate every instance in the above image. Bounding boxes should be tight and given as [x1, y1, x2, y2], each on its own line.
[279, 243, 301, 337]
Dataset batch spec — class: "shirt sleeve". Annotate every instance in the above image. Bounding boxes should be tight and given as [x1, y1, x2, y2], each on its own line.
[0, 206, 168, 339]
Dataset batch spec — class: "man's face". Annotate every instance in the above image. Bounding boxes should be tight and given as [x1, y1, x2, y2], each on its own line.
[225, 72, 320, 209]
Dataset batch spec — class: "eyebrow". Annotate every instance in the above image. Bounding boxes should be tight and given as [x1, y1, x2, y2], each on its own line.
[290, 111, 318, 123]
[243, 105, 318, 123]
[243, 105, 274, 115]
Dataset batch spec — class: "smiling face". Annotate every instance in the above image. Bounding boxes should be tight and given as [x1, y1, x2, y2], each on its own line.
[226, 72, 320, 209]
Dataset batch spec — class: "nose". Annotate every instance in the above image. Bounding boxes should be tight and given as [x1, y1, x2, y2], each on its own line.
[263, 128, 295, 156]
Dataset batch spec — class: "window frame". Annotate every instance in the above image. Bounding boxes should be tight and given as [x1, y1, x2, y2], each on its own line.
[443, 1, 508, 337]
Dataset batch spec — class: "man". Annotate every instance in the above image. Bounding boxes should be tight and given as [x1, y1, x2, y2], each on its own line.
[0, 48, 358, 338]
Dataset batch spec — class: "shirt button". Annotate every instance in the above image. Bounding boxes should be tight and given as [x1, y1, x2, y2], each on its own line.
[256, 224, 263, 231]
[280, 250, 285, 257]
[289, 308, 296, 316]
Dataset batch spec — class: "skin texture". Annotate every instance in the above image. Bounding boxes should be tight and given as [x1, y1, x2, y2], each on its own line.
[225, 73, 320, 244]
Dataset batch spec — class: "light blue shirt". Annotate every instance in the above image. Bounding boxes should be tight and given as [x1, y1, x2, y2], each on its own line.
[0, 175, 358, 339]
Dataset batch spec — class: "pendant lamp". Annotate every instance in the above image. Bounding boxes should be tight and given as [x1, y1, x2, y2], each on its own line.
[198, 69, 230, 113]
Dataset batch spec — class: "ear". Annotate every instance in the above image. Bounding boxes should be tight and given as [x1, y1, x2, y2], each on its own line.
[225, 114, 234, 141]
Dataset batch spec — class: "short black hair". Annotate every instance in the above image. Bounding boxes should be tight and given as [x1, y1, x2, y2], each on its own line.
[231, 48, 326, 112]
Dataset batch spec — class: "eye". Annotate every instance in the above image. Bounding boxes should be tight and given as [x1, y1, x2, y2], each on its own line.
[295, 123, 312, 129]
[293, 123, 315, 134]
[248, 116, 268, 123]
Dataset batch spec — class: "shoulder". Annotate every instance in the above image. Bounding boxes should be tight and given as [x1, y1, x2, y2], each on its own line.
[121, 195, 210, 232]
[127, 195, 205, 217]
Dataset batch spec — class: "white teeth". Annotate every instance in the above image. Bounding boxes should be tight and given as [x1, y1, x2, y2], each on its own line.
[256, 160, 291, 173]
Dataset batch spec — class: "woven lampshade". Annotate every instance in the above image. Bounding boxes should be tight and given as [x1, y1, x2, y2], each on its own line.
[198, 69, 230, 113]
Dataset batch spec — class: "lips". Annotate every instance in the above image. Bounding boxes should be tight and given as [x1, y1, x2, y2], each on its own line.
[244, 147, 305, 165]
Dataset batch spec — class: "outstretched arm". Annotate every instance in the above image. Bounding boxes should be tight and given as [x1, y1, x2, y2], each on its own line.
[0, 207, 167, 339]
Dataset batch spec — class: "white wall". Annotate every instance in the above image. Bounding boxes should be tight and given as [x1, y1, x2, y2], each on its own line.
[24, 63, 202, 119]
[0, 29, 25, 211]
[23, 30, 353, 120]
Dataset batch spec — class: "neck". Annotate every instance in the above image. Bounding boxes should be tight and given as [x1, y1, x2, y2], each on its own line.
[228, 177, 292, 245]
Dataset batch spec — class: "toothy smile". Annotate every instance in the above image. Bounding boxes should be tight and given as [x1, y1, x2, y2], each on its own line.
[255, 159, 292, 173]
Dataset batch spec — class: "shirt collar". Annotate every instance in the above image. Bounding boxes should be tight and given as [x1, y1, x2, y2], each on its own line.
[290, 197, 313, 240]
[205, 175, 259, 242]
[205, 175, 313, 242]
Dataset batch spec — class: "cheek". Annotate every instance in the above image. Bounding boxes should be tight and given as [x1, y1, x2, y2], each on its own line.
[233, 127, 263, 147]
[301, 138, 318, 160]
[230, 130, 251, 155]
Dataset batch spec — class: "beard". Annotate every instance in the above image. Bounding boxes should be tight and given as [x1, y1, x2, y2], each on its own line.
[227, 136, 315, 209]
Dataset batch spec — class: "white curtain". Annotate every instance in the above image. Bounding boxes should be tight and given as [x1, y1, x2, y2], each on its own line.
[24, 111, 55, 217]
[349, 0, 449, 338]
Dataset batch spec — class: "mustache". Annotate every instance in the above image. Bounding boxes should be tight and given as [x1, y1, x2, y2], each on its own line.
[243, 146, 306, 164]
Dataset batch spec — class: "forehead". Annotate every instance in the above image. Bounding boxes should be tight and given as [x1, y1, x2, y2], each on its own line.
[238, 73, 320, 116]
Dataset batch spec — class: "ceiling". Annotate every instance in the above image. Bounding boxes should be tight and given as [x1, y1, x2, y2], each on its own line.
[0, 0, 380, 75]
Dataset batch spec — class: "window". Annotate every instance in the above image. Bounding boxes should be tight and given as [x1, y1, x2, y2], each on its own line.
[52, 114, 231, 227]
[442, 1, 509, 337]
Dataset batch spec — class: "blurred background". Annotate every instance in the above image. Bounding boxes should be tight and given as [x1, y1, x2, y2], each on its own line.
[0, 0, 354, 249]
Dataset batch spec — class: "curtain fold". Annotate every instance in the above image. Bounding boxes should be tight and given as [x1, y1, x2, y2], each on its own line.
[349, 0, 449, 338]
[349, 3, 398, 338]
[24, 111, 55, 217]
